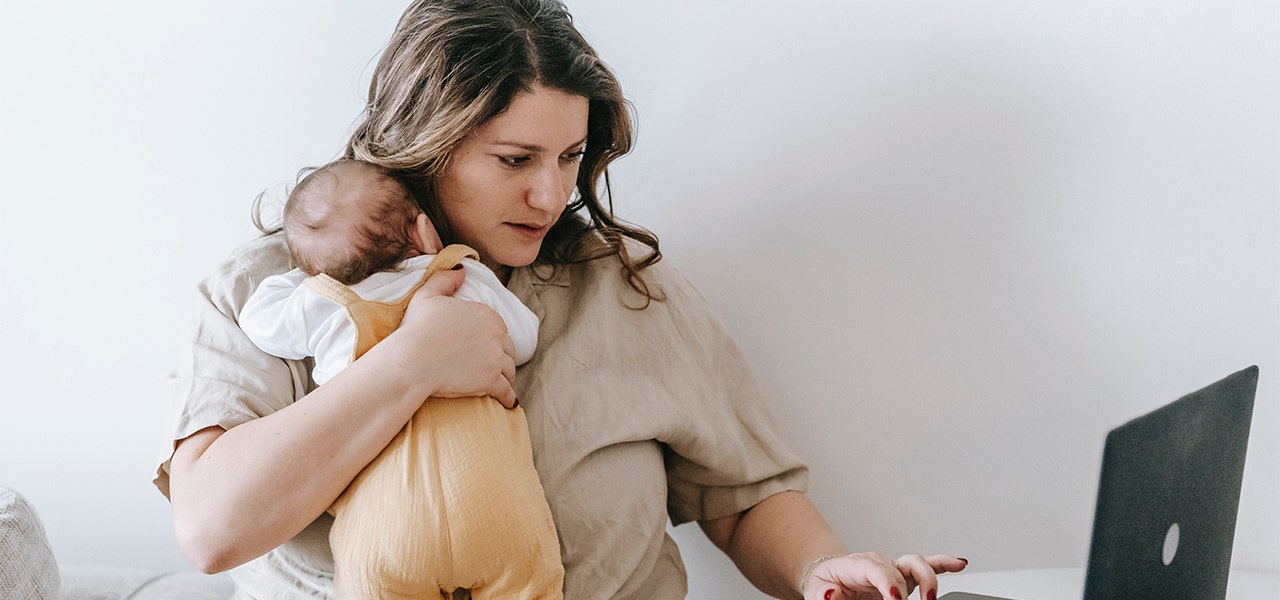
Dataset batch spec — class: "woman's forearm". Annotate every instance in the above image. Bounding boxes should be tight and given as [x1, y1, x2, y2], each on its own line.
[700, 490, 849, 599]
[169, 334, 440, 573]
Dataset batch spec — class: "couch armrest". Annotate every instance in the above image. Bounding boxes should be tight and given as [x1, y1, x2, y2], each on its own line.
[0, 487, 60, 599]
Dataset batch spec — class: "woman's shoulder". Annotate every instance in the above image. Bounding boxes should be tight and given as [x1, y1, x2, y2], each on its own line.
[529, 240, 700, 312]
[568, 238, 684, 283]
[200, 233, 293, 315]
[218, 233, 292, 282]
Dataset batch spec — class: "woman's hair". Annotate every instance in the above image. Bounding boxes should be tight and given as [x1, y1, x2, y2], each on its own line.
[280, 159, 422, 286]
[346, 0, 662, 301]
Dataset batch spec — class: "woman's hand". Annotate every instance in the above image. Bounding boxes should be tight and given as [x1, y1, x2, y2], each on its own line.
[700, 491, 967, 600]
[384, 267, 518, 407]
[803, 553, 968, 600]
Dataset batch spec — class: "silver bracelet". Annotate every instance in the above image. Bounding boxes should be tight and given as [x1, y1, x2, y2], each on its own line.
[799, 554, 843, 596]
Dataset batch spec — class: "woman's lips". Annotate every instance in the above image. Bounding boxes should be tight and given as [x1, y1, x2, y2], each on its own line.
[506, 222, 550, 239]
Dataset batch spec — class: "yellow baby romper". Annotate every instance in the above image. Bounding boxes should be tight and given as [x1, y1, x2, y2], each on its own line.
[308, 245, 564, 600]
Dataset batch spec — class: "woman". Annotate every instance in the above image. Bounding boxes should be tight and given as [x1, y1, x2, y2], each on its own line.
[156, 1, 966, 598]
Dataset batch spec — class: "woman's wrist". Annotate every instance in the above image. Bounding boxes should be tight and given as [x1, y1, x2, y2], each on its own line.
[800, 554, 843, 596]
[350, 330, 441, 402]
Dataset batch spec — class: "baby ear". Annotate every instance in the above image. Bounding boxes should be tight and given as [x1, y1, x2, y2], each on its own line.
[411, 213, 443, 254]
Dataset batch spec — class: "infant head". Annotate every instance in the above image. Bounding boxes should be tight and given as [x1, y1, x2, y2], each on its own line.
[283, 159, 429, 285]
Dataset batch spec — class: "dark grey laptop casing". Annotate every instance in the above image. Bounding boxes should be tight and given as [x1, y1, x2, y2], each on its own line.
[939, 366, 1258, 600]
[1082, 365, 1257, 599]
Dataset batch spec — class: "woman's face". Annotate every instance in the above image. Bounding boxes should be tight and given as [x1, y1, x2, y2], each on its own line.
[435, 84, 590, 277]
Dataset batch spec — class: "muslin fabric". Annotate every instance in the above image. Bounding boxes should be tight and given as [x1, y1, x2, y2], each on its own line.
[305, 245, 562, 599]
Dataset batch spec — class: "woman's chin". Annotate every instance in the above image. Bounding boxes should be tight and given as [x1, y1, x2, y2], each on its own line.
[478, 247, 541, 273]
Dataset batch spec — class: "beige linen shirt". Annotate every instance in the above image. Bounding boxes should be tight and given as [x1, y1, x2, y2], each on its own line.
[155, 233, 809, 600]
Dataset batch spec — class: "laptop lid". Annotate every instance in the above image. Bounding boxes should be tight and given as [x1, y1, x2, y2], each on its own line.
[1082, 365, 1257, 599]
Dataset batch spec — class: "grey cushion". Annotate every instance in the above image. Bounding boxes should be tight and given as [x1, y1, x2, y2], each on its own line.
[0, 486, 60, 599]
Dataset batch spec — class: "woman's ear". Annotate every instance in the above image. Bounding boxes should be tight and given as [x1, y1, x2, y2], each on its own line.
[411, 212, 443, 255]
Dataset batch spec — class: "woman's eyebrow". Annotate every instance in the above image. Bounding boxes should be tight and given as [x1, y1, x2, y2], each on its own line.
[488, 135, 589, 152]
[489, 139, 542, 152]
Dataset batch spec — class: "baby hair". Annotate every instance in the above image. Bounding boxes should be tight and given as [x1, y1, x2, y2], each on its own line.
[283, 158, 423, 285]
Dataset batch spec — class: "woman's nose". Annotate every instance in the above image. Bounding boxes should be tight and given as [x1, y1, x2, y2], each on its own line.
[527, 163, 571, 211]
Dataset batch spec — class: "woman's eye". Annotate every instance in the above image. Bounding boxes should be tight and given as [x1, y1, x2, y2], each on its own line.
[499, 155, 530, 168]
[561, 150, 586, 163]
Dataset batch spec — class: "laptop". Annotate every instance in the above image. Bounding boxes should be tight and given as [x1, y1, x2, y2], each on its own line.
[940, 365, 1258, 600]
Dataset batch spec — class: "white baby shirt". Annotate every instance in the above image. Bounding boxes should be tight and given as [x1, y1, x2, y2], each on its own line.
[239, 254, 538, 385]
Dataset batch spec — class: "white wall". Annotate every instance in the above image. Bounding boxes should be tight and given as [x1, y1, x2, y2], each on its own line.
[2, 1, 1276, 597]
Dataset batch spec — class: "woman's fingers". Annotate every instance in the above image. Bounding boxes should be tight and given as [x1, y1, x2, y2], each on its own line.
[395, 269, 518, 404]
[892, 554, 937, 600]
[925, 554, 969, 575]
[491, 332, 518, 408]
[894, 554, 969, 600]
[808, 552, 908, 600]
[415, 267, 464, 298]
[808, 553, 968, 600]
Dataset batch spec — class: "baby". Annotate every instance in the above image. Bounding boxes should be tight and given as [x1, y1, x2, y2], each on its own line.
[239, 159, 563, 600]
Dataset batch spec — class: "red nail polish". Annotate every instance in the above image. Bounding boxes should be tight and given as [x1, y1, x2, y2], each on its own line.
[891, 588, 902, 600]
[928, 590, 937, 600]
[958, 557, 969, 566]
[824, 590, 834, 600]
[512, 398, 520, 408]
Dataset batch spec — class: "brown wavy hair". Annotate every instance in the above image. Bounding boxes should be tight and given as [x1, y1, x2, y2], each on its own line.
[346, 0, 662, 301]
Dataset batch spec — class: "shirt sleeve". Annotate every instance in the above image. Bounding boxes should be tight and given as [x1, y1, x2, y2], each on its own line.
[645, 265, 811, 525]
[153, 234, 313, 499]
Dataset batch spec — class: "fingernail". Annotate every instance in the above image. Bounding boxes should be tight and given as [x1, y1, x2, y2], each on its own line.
[928, 589, 937, 600]
[824, 590, 834, 600]
[513, 398, 520, 408]
[958, 557, 969, 566]
[891, 587, 902, 600]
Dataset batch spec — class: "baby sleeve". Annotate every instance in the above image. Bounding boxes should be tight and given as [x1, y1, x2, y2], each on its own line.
[239, 269, 321, 360]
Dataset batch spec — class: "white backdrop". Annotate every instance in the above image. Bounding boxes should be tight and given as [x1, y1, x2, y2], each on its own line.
[1, 1, 1276, 598]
